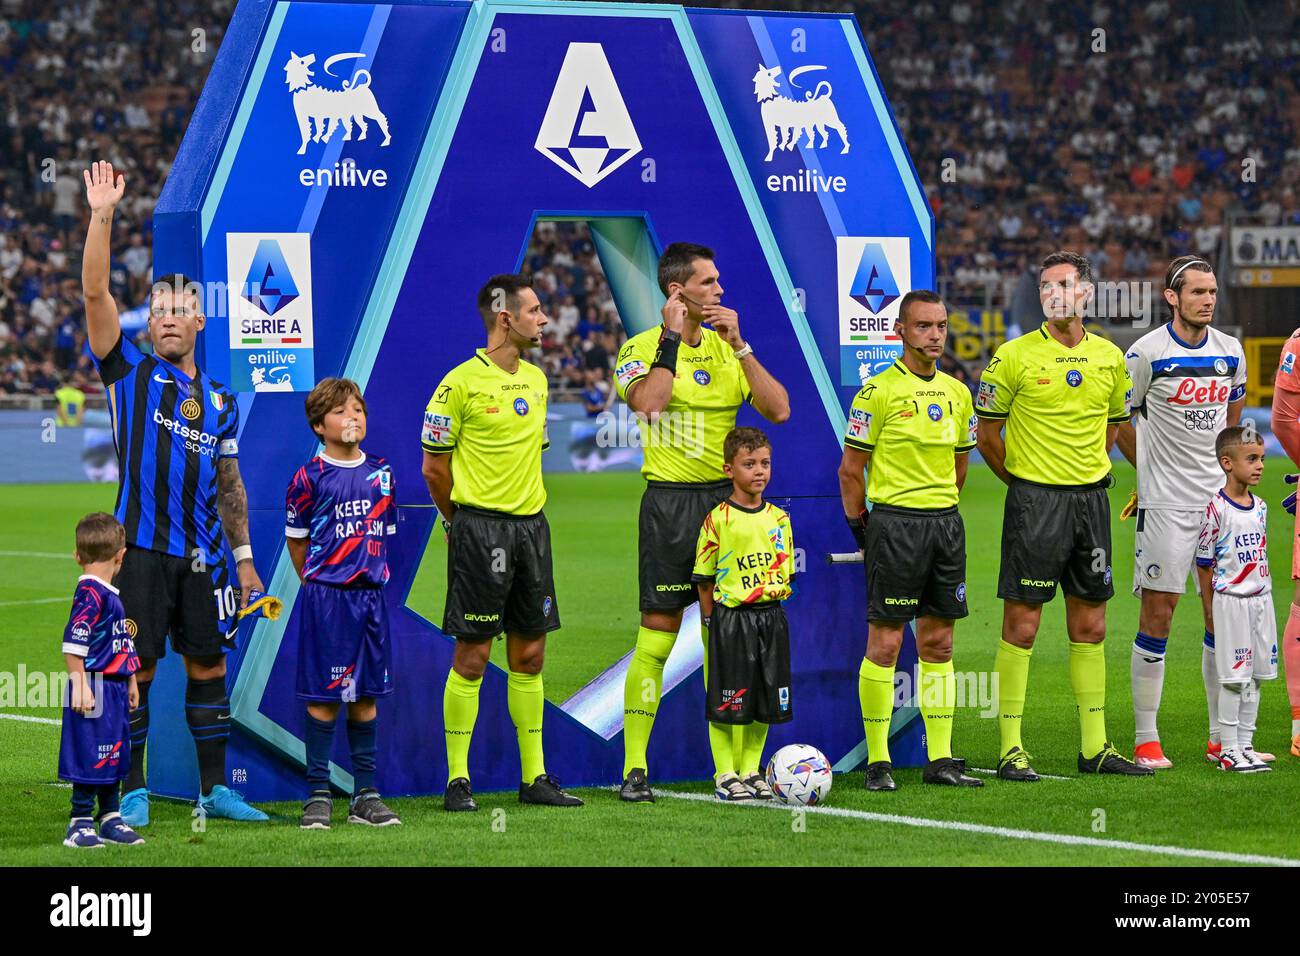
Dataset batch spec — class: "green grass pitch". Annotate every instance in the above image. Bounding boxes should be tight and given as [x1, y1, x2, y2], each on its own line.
[2, 465, 1298, 866]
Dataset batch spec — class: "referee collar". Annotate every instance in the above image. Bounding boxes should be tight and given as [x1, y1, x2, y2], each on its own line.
[1038, 322, 1089, 347]
[893, 359, 936, 382]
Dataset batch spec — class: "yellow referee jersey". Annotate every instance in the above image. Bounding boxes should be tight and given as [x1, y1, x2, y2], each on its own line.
[692, 499, 794, 607]
[422, 350, 550, 515]
[844, 361, 976, 509]
[975, 323, 1131, 486]
[614, 325, 752, 483]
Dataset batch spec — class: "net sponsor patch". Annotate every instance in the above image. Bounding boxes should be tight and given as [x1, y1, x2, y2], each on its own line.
[976, 381, 997, 409]
[615, 358, 647, 388]
[422, 411, 452, 445]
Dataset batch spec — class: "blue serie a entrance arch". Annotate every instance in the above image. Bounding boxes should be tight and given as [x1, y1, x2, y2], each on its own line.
[146, 0, 934, 800]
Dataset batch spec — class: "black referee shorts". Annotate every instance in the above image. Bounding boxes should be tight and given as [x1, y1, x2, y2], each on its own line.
[998, 477, 1114, 604]
[865, 504, 968, 623]
[706, 601, 792, 725]
[638, 479, 732, 612]
[443, 506, 560, 639]
[116, 545, 233, 660]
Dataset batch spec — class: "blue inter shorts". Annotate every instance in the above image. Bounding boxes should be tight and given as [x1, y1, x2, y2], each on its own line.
[296, 581, 393, 702]
[58, 677, 132, 785]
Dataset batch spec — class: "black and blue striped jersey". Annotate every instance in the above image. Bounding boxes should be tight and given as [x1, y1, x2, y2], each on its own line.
[93, 334, 240, 562]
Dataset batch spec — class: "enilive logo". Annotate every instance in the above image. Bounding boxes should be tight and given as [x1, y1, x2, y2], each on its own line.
[535, 43, 641, 188]
[284, 51, 391, 188]
[754, 63, 852, 175]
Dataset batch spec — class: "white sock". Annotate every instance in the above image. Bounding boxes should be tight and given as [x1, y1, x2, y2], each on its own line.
[1203, 635, 1220, 742]
[1131, 632, 1167, 745]
[1293, 717, 1300, 738]
[1218, 684, 1241, 752]
[1239, 680, 1261, 753]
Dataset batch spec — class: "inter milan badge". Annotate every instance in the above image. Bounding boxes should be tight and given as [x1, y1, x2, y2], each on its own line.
[928, 403, 943, 421]
[694, 369, 711, 386]
[513, 397, 529, 416]
[1066, 370, 1083, 387]
[180, 398, 202, 420]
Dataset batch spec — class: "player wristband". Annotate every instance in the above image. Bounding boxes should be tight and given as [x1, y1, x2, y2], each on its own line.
[233, 545, 254, 564]
[652, 329, 681, 373]
[847, 510, 868, 551]
[733, 342, 753, 360]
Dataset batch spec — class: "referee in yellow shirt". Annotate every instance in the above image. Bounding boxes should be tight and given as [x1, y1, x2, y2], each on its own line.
[615, 242, 790, 802]
[838, 290, 983, 792]
[421, 274, 583, 811]
[975, 251, 1152, 780]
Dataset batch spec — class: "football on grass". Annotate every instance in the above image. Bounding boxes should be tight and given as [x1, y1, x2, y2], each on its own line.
[766, 744, 833, 806]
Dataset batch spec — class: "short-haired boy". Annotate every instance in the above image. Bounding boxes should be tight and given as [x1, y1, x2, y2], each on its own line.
[692, 427, 795, 800]
[59, 512, 143, 848]
[1196, 426, 1277, 772]
[286, 377, 401, 826]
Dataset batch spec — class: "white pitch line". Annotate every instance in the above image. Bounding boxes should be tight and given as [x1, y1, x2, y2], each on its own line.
[967, 766, 1073, 781]
[0, 713, 61, 726]
[0, 597, 68, 608]
[654, 789, 1300, 867]
[0, 550, 73, 559]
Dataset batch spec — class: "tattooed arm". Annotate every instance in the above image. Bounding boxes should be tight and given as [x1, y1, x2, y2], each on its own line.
[218, 457, 264, 608]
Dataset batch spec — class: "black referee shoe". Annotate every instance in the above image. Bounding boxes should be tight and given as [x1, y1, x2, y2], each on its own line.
[865, 761, 897, 792]
[996, 746, 1041, 782]
[619, 768, 654, 803]
[520, 773, 584, 807]
[1078, 742, 1155, 776]
[444, 777, 478, 812]
[922, 757, 984, 787]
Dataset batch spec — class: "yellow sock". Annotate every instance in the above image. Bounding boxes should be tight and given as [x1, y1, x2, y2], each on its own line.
[858, 657, 894, 764]
[739, 722, 769, 776]
[622, 627, 676, 777]
[507, 670, 546, 784]
[1069, 641, 1107, 759]
[995, 640, 1032, 757]
[731, 724, 745, 773]
[919, 659, 956, 760]
[443, 669, 481, 783]
[709, 721, 736, 779]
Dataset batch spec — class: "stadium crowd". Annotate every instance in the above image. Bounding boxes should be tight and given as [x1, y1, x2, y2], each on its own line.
[2, 0, 1297, 396]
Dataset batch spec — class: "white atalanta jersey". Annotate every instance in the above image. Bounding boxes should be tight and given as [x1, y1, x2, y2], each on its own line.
[1196, 491, 1271, 598]
[1126, 323, 1246, 510]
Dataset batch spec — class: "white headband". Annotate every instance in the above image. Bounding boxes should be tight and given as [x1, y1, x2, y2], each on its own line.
[1169, 260, 1211, 287]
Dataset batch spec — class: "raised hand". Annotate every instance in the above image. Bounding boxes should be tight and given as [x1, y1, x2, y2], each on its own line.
[661, 290, 687, 333]
[702, 304, 744, 349]
[83, 160, 125, 213]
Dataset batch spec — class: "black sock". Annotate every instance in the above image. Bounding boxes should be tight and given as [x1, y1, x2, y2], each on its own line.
[185, 676, 230, 795]
[97, 783, 120, 818]
[347, 718, 378, 796]
[71, 783, 96, 820]
[123, 678, 151, 793]
[304, 712, 335, 794]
